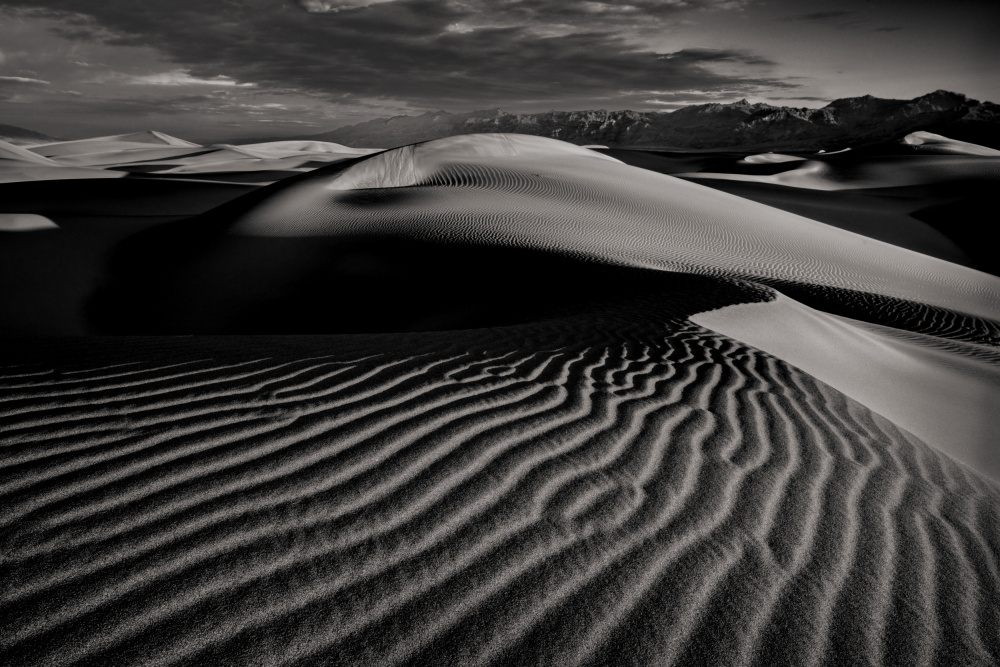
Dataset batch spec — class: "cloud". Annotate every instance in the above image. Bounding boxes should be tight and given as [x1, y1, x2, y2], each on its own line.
[768, 95, 831, 102]
[874, 26, 903, 32]
[298, 0, 398, 11]
[0, 75, 51, 84]
[658, 48, 776, 67]
[117, 70, 256, 88]
[0, 0, 790, 113]
[252, 118, 318, 124]
[782, 11, 856, 22]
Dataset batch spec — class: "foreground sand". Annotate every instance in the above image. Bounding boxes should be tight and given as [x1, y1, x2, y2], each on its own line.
[1, 132, 999, 666]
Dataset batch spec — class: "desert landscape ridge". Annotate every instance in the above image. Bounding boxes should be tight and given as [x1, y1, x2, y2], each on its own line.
[2, 122, 1000, 667]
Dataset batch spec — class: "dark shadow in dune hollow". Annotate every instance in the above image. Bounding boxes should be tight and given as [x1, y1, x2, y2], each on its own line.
[912, 185, 999, 277]
[0, 177, 257, 218]
[87, 219, 736, 335]
[86, 187, 1000, 345]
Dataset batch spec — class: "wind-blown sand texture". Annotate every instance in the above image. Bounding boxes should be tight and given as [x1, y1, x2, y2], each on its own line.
[2, 132, 999, 666]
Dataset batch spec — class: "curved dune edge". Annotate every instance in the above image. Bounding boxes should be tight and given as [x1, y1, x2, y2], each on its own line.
[1, 318, 998, 666]
[743, 153, 806, 164]
[692, 292, 1000, 479]
[904, 131, 1000, 156]
[324, 133, 620, 190]
[237, 140, 381, 157]
[0, 165, 127, 184]
[0, 140, 60, 165]
[678, 154, 1000, 190]
[27, 131, 200, 157]
[0, 213, 58, 231]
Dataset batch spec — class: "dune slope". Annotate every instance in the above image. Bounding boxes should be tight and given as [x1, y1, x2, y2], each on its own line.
[693, 293, 1000, 478]
[903, 131, 1000, 156]
[3, 277, 1000, 666]
[92, 133, 1000, 343]
[3, 133, 999, 667]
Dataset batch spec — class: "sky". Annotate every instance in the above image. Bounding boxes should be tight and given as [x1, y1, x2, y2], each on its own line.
[1, 0, 998, 141]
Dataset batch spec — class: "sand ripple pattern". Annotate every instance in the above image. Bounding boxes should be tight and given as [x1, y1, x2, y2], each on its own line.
[2, 325, 998, 666]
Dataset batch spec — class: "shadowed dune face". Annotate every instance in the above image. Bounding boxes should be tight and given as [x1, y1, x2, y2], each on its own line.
[88, 233, 771, 335]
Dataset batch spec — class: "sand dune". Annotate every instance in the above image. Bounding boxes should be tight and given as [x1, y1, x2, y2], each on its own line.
[0, 164, 126, 184]
[0, 214, 58, 231]
[0, 139, 126, 183]
[903, 131, 1000, 156]
[27, 131, 201, 157]
[2, 289, 999, 665]
[237, 140, 381, 157]
[137, 144, 370, 176]
[0, 140, 59, 166]
[1, 134, 380, 183]
[667, 177, 978, 269]
[218, 133, 1000, 324]
[680, 153, 1000, 190]
[2, 131, 1000, 666]
[692, 292, 1000, 478]
[46, 146, 213, 168]
[742, 153, 806, 164]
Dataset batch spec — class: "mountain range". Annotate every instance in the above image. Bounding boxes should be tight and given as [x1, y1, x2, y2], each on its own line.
[4, 90, 998, 152]
[230, 90, 1000, 151]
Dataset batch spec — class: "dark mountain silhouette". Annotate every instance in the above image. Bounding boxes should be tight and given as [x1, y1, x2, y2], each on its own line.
[231, 90, 1000, 151]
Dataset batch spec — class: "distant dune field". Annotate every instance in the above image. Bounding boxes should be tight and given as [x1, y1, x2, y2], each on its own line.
[2, 131, 999, 666]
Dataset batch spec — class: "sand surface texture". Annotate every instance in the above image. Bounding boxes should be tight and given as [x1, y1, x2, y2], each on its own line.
[2, 132, 999, 666]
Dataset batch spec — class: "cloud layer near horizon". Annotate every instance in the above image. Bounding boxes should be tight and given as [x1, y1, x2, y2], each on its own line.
[0, 0, 997, 140]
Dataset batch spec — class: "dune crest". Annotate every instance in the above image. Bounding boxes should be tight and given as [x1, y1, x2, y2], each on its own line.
[238, 140, 381, 157]
[0, 140, 59, 166]
[326, 133, 619, 190]
[28, 131, 201, 158]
